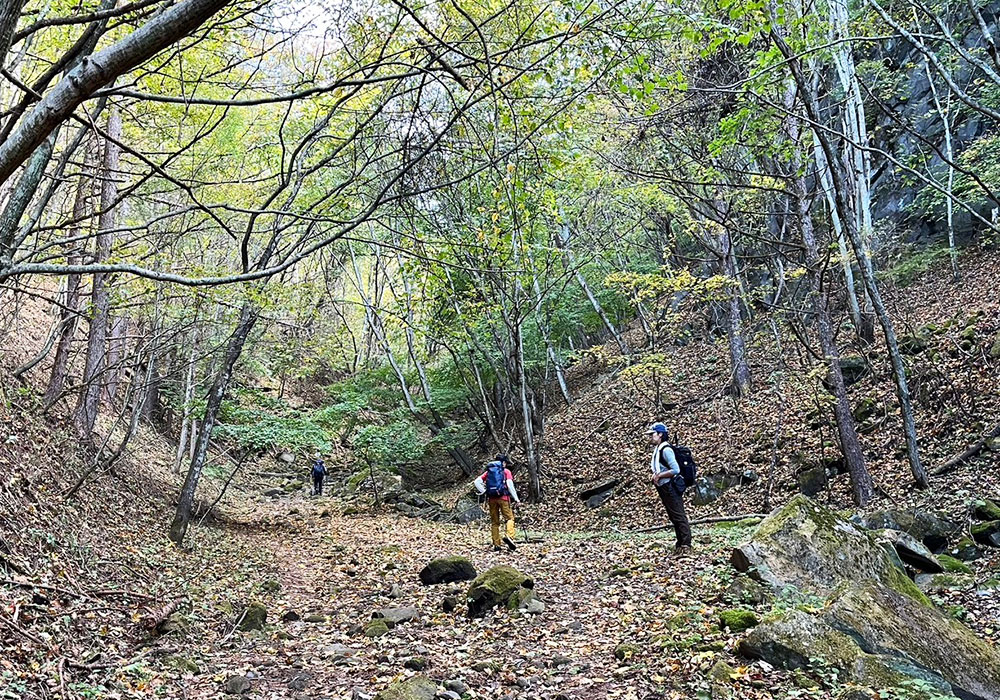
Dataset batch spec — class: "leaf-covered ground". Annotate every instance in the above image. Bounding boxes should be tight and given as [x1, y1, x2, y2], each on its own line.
[0, 462, 809, 700]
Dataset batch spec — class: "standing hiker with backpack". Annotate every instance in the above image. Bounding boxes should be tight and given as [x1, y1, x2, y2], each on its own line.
[311, 453, 327, 496]
[473, 455, 521, 552]
[647, 422, 693, 553]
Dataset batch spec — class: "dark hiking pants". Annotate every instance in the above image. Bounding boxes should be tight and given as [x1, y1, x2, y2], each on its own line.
[313, 474, 324, 496]
[656, 482, 692, 547]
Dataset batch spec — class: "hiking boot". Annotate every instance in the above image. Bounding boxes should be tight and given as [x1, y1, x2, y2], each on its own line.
[493, 545, 502, 553]
[674, 545, 693, 556]
[503, 536, 517, 552]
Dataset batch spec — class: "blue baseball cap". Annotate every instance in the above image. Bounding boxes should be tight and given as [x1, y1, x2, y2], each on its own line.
[645, 422, 668, 435]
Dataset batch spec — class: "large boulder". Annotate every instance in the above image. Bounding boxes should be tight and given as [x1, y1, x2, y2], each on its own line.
[419, 556, 477, 585]
[467, 565, 533, 618]
[742, 583, 1000, 699]
[373, 676, 437, 700]
[449, 498, 486, 524]
[580, 479, 618, 509]
[731, 495, 925, 602]
[875, 529, 943, 573]
[861, 509, 960, 552]
[691, 477, 722, 506]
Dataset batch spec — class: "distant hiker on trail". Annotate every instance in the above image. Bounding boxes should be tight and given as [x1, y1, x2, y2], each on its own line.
[647, 422, 692, 553]
[473, 455, 521, 552]
[311, 453, 327, 496]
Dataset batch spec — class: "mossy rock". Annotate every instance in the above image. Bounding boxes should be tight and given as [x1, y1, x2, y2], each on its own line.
[724, 575, 772, 605]
[852, 397, 879, 423]
[614, 643, 642, 661]
[836, 688, 876, 700]
[718, 609, 759, 632]
[827, 583, 1000, 696]
[467, 565, 533, 618]
[160, 612, 192, 635]
[732, 495, 928, 603]
[740, 610, 896, 685]
[363, 619, 390, 638]
[973, 499, 1000, 522]
[898, 334, 929, 356]
[667, 609, 704, 629]
[989, 333, 1000, 359]
[373, 676, 437, 700]
[610, 566, 631, 578]
[419, 556, 477, 585]
[948, 537, 982, 562]
[835, 357, 869, 387]
[970, 520, 1000, 545]
[936, 554, 972, 574]
[915, 573, 976, 593]
[707, 660, 735, 683]
[506, 586, 537, 611]
[404, 657, 428, 671]
[742, 582, 1000, 696]
[165, 655, 201, 675]
[261, 579, 281, 594]
[238, 602, 268, 631]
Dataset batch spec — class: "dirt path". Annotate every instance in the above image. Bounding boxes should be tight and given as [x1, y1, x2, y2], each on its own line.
[168, 496, 782, 700]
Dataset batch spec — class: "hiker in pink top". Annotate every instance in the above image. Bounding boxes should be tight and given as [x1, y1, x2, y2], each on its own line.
[473, 455, 521, 552]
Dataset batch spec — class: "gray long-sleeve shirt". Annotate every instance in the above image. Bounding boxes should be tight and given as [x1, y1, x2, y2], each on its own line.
[651, 443, 679, 486]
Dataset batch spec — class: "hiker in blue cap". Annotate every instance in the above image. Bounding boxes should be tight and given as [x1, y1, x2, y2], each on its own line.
[647, 422, 692, 553]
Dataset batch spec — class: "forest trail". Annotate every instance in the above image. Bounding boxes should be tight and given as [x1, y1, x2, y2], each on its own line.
[169, 492, 768, 700]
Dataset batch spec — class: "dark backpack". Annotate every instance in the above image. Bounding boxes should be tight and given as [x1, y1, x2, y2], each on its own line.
[671, 445, 697, 487]
[312, 460, 325, 476]
[484, 463, 508, 498]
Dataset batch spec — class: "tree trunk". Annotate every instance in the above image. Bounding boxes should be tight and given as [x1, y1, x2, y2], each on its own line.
[793, 164, 874, 506]
[103, 316, 129, 403]
[922, 47, 958, 279]
[514, 321, 542, 501]
[0, 134, 57, 269]
[390, 244, 477, 475]
[73, 108, 121, 440]
[0, 0, 26, 68]
[560, 225, 629, 355]
[169, 304, 258, 545]
[43, 156, 89, 409]
[719, 224, 752, 396]
[773, 30, 928, 489]
[173, 345, 197, 474]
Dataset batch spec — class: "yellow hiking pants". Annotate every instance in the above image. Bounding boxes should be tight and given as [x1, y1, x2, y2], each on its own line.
[488, 499, 515, 546]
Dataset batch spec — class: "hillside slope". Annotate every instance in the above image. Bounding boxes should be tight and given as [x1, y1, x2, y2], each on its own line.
[520, 249, 1000, 532]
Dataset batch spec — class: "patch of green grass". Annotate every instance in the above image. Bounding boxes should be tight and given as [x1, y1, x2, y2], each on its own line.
[881, 247, 951, 287]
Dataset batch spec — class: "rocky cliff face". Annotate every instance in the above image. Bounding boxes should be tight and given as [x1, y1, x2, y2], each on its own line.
[864, 12, 999, 246]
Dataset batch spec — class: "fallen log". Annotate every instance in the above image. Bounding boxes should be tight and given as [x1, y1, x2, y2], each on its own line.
[931, 423, 1000, 476]
[140, 598, 185, 633]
